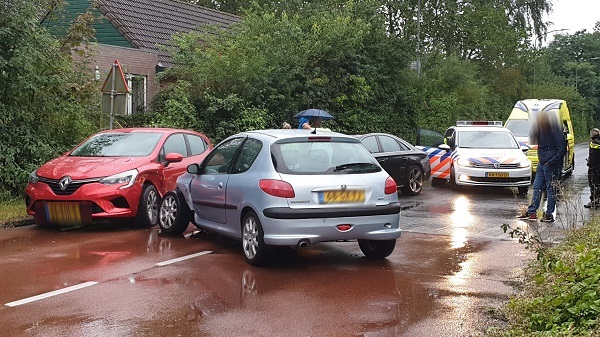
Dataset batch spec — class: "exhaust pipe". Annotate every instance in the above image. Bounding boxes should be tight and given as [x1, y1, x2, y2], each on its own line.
[297, 239, 310, 248]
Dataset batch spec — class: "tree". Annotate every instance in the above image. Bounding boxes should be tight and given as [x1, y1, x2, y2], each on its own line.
[157, 0, 418, 142]
[0, 0, 99, 197]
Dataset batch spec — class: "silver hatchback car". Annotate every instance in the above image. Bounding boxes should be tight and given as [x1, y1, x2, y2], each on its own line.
[158, 129, 401, 265]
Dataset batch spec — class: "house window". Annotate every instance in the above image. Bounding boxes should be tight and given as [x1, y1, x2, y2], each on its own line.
[126, 74, 147, 114]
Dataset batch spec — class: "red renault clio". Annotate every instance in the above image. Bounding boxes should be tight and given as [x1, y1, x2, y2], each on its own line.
[25, 128, 212, 228]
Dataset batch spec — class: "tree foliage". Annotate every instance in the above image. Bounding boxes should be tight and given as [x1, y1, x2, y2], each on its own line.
[157, 0, 418, 142]
[0, 0, 99, 198]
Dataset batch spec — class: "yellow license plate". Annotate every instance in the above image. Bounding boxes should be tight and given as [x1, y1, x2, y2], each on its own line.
[486, 172, 509, 178]
[46, 202, 84, 225]
[321, 190, 365, 204]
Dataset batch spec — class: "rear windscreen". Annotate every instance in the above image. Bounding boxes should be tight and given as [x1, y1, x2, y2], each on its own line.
[272, 140, 381, 175]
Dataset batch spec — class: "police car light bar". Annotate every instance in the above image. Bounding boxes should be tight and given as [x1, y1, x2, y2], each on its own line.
[456, 121, 503, 126]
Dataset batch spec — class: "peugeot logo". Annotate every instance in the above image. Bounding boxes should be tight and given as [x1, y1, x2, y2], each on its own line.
[493, 163, 501, 169]
[59, 176, 72, 191]
[341, 184, 347, 191]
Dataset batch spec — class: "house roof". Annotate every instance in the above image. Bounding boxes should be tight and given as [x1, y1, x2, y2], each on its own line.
[95, 0, 240, 67]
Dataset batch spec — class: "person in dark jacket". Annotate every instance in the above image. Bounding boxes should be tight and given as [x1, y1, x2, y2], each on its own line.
[517, 110, 567, 222]
[585, 128, 600, 208]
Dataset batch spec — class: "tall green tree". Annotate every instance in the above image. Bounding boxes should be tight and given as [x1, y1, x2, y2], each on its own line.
[157, 0, 418, 142]
[0, 0, 99, 197]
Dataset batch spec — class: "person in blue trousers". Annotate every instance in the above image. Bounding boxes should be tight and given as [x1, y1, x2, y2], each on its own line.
[517, 110, 567, 222]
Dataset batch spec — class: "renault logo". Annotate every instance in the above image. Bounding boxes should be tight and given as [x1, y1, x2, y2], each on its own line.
[59, 176, 72, 191]
[493, 163, 501, 169]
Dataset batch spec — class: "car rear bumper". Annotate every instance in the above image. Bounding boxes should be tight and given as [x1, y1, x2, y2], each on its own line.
[259, 204, 402, 245]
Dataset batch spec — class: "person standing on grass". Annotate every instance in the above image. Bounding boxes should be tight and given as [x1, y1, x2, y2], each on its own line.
[585, 128, 600, 208]
[517, 110, 566, 222]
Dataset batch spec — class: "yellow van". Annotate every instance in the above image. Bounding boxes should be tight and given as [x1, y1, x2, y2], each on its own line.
[504, 99, 574, 175]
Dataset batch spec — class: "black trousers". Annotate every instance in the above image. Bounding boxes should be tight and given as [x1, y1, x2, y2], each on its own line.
[589, 169, 600, 203]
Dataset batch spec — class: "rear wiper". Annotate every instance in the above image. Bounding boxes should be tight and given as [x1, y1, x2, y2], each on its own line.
[334, 162, 377, 172]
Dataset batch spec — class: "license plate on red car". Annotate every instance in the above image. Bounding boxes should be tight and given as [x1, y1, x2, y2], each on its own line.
[35, 202, 92, 226]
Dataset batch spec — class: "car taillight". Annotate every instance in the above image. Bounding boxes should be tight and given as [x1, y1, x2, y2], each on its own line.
[259, 179, 295, 198]
[384, 177, 397, 194]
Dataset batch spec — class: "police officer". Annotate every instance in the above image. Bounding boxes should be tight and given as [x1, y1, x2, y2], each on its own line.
[585, 128, 600, 208]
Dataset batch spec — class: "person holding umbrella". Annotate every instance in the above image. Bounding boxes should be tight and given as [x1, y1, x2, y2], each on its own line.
[295, 109, 333, 130]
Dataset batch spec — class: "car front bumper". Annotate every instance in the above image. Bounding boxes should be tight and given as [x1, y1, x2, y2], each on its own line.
[454, 166, 531, 187]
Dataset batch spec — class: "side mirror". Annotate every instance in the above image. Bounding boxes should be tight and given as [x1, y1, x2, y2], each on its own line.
[438, 144, 451, 151]
[520, 145, 529, 153]
[163, 152, 184, 167]
[187, 163, 201, 174]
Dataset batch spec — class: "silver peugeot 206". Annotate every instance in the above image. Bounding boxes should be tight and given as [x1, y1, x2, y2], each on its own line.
[158, 129, 402, 265]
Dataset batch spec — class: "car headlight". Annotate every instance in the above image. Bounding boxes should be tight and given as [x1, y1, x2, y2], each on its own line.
[28, 170, 39, 184]
[456, 158, 474, 167]
[517, 159, 531, 168]
[100, 169, 138, 189]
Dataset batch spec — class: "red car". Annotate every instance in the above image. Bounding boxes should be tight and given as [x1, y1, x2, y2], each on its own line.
[25, 128, 212, 228]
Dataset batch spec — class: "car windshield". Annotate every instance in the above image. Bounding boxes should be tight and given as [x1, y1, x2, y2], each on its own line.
[272, 139, 381, 175]
[505, 120, 530, 137]
[70, 132, 163, 157]
[458, 130, 519, 149]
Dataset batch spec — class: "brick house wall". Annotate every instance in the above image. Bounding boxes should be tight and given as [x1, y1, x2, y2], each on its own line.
[83, 44, 160, 106]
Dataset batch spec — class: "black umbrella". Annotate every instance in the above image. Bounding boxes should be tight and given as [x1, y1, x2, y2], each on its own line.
[294, 109, 334, 120]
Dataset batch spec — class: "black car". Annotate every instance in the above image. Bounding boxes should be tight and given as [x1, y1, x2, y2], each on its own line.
[353, 133, 431, 196]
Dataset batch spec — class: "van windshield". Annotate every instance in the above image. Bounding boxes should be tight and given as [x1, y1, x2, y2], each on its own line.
[505, 120, 530, 137]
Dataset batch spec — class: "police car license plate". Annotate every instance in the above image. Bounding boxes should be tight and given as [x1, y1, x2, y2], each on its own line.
[320, 190, 365, 204]
[486, 172, 509, 178]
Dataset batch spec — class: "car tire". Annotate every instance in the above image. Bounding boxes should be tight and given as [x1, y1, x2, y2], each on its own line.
[400, 165, 424, 196]
[431, 177, 445, 187]
[242, 211, 269, 266]
[158, 191, 192, 235]
[135, 184, 159, 228]
[450, 166, 458, 190]
[518, 186, 529, 196]
[358, 239, 396, 259]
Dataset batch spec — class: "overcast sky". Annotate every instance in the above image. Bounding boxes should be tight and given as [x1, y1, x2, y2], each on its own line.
[544, 0, 600, 43]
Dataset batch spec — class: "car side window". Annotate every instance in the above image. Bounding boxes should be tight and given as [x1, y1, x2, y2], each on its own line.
[361, 136, 379, 153]
[160, 133, 187, 161]
[187, 134, 208, 156]
[202, 137, 245, 174]
[379, 135, 402, 153]
[231, 138, 262, 174]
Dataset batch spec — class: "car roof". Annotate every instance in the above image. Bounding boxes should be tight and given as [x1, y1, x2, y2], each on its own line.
[95, 127, 206, 136]
[235, 129, 353, 141]
[454, 125, 511, 132]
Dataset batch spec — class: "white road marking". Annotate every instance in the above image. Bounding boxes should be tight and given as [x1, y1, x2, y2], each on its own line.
[155, 251, 212, 266]
[5, 281, 99, 307]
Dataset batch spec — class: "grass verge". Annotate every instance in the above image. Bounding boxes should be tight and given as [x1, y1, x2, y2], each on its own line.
[0, 198, 32, 228]
[489, 216, 600, 336]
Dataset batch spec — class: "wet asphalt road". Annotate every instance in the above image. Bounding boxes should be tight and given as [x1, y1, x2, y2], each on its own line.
[0, 142, 592, 337]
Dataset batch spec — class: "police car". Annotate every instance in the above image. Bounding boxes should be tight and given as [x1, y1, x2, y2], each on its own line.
[417, 121, 531, 194]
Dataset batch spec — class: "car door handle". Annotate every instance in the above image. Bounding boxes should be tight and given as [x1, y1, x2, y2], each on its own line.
[218, 182, 223, 189]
